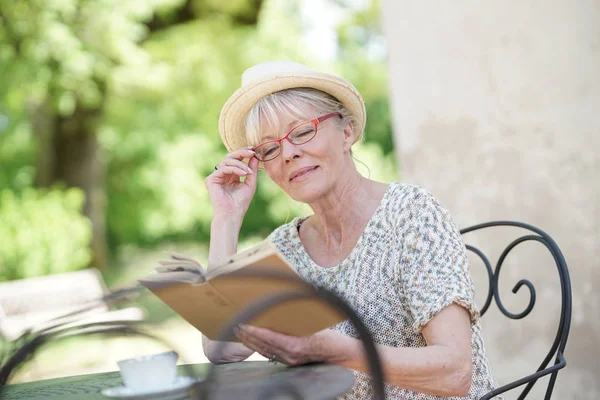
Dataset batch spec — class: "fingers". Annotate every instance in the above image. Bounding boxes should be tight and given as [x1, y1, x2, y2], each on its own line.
[216, 158, 253, 176]
[247, 156, 259, 173]
[227, 147, 256, 162]
[235, 325, 272, 354]
[235, 325, 302, 365]
[213, 147, 256, 177]
[213, 165, 250, 177]
[243, 156, 260, 186]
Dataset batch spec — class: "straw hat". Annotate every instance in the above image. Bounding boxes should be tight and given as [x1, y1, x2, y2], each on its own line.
[218, 61, 366, 152]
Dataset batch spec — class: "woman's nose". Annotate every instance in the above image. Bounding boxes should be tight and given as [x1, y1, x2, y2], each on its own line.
[280, 138, 301, 161]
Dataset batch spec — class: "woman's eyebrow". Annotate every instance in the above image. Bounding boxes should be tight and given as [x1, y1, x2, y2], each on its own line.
[259, 118, 305, 142]
[285, 118, 303, 129]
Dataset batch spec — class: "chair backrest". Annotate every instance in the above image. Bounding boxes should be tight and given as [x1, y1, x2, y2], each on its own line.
[460, 221, 572, 400]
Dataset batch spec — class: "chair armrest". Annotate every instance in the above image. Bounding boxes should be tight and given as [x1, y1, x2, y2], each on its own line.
[480, 353, 566, 400]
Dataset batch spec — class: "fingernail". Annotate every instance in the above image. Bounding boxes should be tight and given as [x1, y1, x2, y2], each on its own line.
[247, 168, 253, 174]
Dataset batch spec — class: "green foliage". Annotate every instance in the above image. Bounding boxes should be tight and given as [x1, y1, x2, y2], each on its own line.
[0, 0, 398, 275]
[0, 121, 35, 191]
[103, 0, 315, 248]
[0, 188, 92, 281]
[342, 60, 394, 156]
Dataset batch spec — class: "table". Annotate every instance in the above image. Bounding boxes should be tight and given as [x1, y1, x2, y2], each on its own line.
[0, 361, 354, 399]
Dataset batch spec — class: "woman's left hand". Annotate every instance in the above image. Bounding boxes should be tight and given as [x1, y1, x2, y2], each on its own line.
[235, 325, 331, 366]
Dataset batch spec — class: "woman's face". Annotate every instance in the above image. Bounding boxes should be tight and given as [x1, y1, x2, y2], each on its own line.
[259, 103, 354, 203]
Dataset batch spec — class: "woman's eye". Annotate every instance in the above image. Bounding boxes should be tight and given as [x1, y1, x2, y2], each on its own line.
[295, 129, 314, 138]
[264, 146, 279, 156]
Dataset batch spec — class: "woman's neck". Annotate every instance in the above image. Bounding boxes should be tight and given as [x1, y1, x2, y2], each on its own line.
[306, 174, 380, 247]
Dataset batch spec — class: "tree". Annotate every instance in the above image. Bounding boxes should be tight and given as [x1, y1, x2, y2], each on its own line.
[0, 0, 265, 269]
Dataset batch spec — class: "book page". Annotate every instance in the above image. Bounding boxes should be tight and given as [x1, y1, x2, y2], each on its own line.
[138, 270, 204, 289]
[206, 240, 293, 280]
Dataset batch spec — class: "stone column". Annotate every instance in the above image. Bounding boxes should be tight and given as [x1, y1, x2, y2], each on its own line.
[381, 1, 599, 398]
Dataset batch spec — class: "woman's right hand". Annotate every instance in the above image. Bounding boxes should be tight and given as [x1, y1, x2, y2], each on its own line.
[205, 147, 260, 220]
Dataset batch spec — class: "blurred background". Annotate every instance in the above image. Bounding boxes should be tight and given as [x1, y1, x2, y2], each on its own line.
[0, 0, 396, 384]
[1, 0, 598, 398]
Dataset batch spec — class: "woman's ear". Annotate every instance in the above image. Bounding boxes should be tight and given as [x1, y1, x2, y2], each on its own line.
[342, 123, 355, 152]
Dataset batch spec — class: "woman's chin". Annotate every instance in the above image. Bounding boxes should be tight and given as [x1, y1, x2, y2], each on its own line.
[287, 183, 328, 204]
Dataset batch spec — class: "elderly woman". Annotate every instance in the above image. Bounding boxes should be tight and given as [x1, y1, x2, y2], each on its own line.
[202, 61, 498, 399]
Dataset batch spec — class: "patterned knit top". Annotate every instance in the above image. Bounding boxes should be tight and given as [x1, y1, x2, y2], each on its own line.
[267, 182, 498, 399]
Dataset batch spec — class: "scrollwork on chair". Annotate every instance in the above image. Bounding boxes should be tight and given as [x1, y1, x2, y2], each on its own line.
[461, 221, 572, 400]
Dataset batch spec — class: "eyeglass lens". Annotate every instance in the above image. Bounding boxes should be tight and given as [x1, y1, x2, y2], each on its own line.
[255, 121, 317, 161]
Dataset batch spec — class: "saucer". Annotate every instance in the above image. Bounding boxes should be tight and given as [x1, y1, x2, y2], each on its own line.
[101, 376, 201, 399]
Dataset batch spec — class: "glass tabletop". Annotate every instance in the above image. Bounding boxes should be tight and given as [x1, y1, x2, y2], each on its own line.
[0, 361, 355, 400]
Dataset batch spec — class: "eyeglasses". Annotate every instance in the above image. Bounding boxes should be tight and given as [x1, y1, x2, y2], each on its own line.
[252, 112, 342, 162]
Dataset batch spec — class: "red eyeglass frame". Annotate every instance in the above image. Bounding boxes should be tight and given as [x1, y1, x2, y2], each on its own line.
[252, 112, 342, 162]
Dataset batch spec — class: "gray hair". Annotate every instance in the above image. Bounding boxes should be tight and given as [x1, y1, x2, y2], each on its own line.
[244, 88, 357, 146]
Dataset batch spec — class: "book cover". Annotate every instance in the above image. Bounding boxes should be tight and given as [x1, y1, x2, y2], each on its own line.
[138, 240, 345, 341]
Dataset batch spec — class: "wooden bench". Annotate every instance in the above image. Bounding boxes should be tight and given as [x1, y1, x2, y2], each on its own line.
[0, 268, 144, 341]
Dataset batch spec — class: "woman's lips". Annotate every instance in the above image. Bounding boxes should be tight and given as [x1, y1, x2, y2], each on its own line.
[289, 166, 319, 182]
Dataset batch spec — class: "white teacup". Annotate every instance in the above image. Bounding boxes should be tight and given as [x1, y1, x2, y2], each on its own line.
[117, 351, 178, 392]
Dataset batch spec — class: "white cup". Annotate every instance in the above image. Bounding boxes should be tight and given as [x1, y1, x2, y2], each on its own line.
[117, 351, 178, 392]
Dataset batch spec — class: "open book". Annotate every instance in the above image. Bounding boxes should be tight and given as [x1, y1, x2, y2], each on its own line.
[138, 240, 345, 341]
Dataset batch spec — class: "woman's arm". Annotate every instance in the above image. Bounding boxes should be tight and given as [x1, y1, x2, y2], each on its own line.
[201, 148, 259, 363]
[318, 304, 473, 397]
[201, 216, 255, 363]
[237, 304, 473, 397]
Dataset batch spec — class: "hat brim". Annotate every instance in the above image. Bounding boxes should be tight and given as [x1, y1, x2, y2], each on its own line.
[218, 72, 366, 152]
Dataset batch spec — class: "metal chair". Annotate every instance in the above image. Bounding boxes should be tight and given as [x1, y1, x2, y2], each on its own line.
[204, 221, 571, 400]
[461, 221, 572, 400]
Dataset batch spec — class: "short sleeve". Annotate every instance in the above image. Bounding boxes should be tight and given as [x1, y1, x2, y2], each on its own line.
[398, 193, 479, 333]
